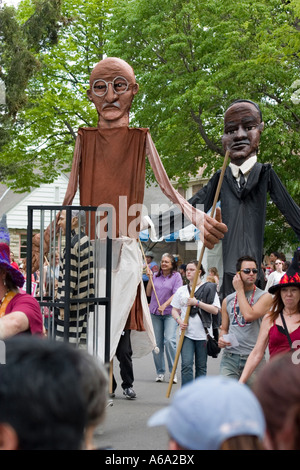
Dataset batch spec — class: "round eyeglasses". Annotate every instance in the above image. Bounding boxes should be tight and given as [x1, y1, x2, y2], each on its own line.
[92, 76, 129, 97]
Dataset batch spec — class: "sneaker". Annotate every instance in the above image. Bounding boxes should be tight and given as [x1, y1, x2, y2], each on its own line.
[123, 387, 136, 399]
[106, 398, 114, 408]
[156, 374, 165, 382]
[172, 374, 178, 384]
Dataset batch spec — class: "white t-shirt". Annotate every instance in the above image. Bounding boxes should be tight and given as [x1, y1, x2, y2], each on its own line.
[171, 283, 221, 341]
[265, 270, 285, 292]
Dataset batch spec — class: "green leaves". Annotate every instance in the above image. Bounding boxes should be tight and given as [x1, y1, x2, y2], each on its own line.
[0, 0, 299, 252]
[106, 1, 299, 180]
[0, 0, 111, 189]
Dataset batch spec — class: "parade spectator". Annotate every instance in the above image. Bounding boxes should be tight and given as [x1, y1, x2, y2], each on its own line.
[171, 261, 220, 386]
[239, 250, 300, 384]
[147, 253, 182, 383]
[283, 260, 291, 272]
[44, 250, 60, 297]
[43, 250, 60, 335]
[253, 351, 300, 450]
[0, 335, 86, 450]
[264, 258, 285, 292]
[142, 250, 159, 302]
[268, 251, 280, 268]
[0, 215, 43, 339]
[148, 376, 265, 450]
[55, 209, 94, 348]
[218, 255, 272, 385]
[10, 252, 19, 271]
[179, 264, 187, 285]
[208, 266, 220, 292]
[77, 348, 109, 450]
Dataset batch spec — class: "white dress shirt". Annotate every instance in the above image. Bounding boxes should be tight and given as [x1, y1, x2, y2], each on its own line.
[229, 155, 257, 187]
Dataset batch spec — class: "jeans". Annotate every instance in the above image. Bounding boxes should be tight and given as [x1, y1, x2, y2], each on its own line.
[151, 314, 178, 375]
[181, 336, 207, 387]
[220, 351, 265, 387]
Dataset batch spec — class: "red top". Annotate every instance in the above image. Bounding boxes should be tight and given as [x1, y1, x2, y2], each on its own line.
[269, 322, 300, 357]
[5, 292, 43, 335]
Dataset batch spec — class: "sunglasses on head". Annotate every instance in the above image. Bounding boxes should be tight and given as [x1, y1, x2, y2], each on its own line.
[241, 268, 258, 274]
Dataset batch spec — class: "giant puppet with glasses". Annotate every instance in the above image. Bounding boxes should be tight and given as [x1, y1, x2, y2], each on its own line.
[152, 99, 300, 299]
[32, 58, 227, 368]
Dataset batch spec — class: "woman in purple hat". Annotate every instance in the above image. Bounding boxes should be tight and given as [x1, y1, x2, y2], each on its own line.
[239, 250, 300, 384]
[0, 216, 43, 339]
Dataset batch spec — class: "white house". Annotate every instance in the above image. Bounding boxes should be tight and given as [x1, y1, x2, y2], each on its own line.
[0, 169, 222, 278]
[0, 173, 79, 262]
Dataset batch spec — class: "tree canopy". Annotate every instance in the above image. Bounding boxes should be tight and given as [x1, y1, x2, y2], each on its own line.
[0, 0, 62, 180]
[0, 0, 299, 251]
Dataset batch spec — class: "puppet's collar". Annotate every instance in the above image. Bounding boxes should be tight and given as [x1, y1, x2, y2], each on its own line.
[229, 155, 257, 178]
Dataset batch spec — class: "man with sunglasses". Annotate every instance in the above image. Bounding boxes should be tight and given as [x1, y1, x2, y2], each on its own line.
[218, 255, 272, 385]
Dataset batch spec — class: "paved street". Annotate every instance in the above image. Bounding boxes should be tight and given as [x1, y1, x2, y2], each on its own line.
[94, 350, 221, 451]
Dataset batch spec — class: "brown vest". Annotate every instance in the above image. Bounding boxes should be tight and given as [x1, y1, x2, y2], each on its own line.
[78, 126, 148, 239]
[78, 126, 148, 331]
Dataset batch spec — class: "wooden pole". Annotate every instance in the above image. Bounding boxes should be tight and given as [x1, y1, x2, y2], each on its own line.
[166, 150, 230, 398]
[109, 359, 114, 394]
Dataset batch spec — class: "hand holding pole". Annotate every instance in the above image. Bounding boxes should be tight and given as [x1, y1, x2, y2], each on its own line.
[166, 149, 230, 398]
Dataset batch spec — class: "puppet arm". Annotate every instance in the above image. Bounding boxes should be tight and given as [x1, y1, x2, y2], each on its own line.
[32, 136, 81, 272]
[145, 133, 227, 249]
[62, 135, 81, 206]
[269, 167, 300, 240]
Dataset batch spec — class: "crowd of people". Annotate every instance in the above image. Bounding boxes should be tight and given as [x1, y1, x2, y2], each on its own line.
[143, 247, 298, 382]
[147, 248, 300, 450]
[0, 59, 299, 450]
[2, 204, 299, 451]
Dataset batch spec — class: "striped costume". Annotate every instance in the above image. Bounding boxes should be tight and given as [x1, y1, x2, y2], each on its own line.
[56, 228, 94, 347]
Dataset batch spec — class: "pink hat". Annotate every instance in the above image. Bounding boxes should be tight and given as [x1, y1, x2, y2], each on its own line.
[0, 215, 25, 288]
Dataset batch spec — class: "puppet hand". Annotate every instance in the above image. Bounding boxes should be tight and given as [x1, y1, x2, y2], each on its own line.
[140, 215, 158, 241]
[203, 207, 227, 249]
[140, 215, 151, 231]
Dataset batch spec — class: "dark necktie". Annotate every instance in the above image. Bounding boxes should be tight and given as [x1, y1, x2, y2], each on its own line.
[239, 170, 245, 189]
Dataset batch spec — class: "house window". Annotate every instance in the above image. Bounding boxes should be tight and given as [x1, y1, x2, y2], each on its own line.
[20, 233, 28, 260]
